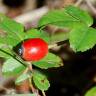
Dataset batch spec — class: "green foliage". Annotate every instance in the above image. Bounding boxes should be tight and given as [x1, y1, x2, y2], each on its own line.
[15, 73, 30, 85]
[0, 48, 12, 59]
[85, 86, 96, 96]
[64, 5, 93, 26]
[2, 57, 26, 76]
[38, 8, 78, 29]
[38, 5, 93, 28]
[69, 23, 96, 52]
[33, 52, 63, 69]
[25, 29, 41, 39]
[38, 5, 96, 52]
[49, 31, 69, 44]
[25, 28, 50, 43]
[25, 28, 69, 44]
[0, 5, 96, 93]
[0, 13, 25, 47]
[33, 70, 50, 91]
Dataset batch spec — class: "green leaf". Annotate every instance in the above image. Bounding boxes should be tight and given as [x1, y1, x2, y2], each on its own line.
[15, 73, 30, 85]
[50, 31, 69, 44]
[4, 94, 36, 96]
[25, 28, 50, 43]
[65, 5, 93, 26]
[85, 86, 96, 96]
[38, 8, 78, 28]
[0, 13, 25, 47]
[69, 24, 96, 52]
[25, 29, 41, 39]
[2, 57, 26, 76]
[33, 53, 63, 69]
[25, 28, 69, 44]
[0, 36, 13, 59]
[38, 5, 93, 28]
[0, 48, 12, 59]
[33, 70, 50, 91]
[40, 30, 50, 43]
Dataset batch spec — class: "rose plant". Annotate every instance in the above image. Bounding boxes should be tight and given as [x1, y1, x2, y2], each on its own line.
[0, 5, 96, 96]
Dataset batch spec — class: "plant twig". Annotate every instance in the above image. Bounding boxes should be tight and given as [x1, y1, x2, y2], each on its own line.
[29, 78, 36, 93]
[85, 0, 96, 16]
[27, 62, 35, 92]
[23, 67, 29, 74]
[27, 62, 40, 96]
[48, 40, 68, 49]
[75, 0, 84, 6]
[42, 91, 46, 96]
[48, 44, 58, 49]
[28, 62, 33, 72]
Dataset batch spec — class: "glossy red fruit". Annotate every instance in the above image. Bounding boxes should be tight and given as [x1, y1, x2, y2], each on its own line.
[21, 38, 48, 61]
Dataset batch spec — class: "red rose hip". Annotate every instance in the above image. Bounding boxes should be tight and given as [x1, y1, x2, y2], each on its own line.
[20, 38, 48, 61]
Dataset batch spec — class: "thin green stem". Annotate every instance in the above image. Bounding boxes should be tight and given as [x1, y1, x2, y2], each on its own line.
[27, 62, 35, 93]
[23, 67, 29, 74]
[27, 62, 40, 95]
[42, 91, 46, 96]
[29, 77, 36, 93]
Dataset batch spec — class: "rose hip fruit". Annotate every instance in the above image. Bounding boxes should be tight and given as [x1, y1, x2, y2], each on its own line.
[18, 38, 48, 61]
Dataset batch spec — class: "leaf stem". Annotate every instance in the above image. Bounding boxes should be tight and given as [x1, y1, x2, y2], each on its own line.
[48, 40, 68, 49]
[48, 44, 57, 49]
[42, 91, 46, 96]
[75, 0, 84, 6]
[27, 62, 40, 96]
[29, 78, 36, 93]
[23, 67, 29, 74]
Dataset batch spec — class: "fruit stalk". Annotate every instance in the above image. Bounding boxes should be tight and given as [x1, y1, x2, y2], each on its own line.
[27, 62, 40, 96]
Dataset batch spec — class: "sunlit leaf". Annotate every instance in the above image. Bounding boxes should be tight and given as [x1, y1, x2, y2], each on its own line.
[33, 53, 63, 69]
[15, 73, 30, 85]
[33, 70, 50, 90]
[25, 28, 50, 43]
[85, 86, 96, 96]
[38, 5, 93, 28]
[65, 5, 93, 26]
[69, 23, 96, 52]
[0, 13, 25, 47]
[2, 57, 26, 76]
